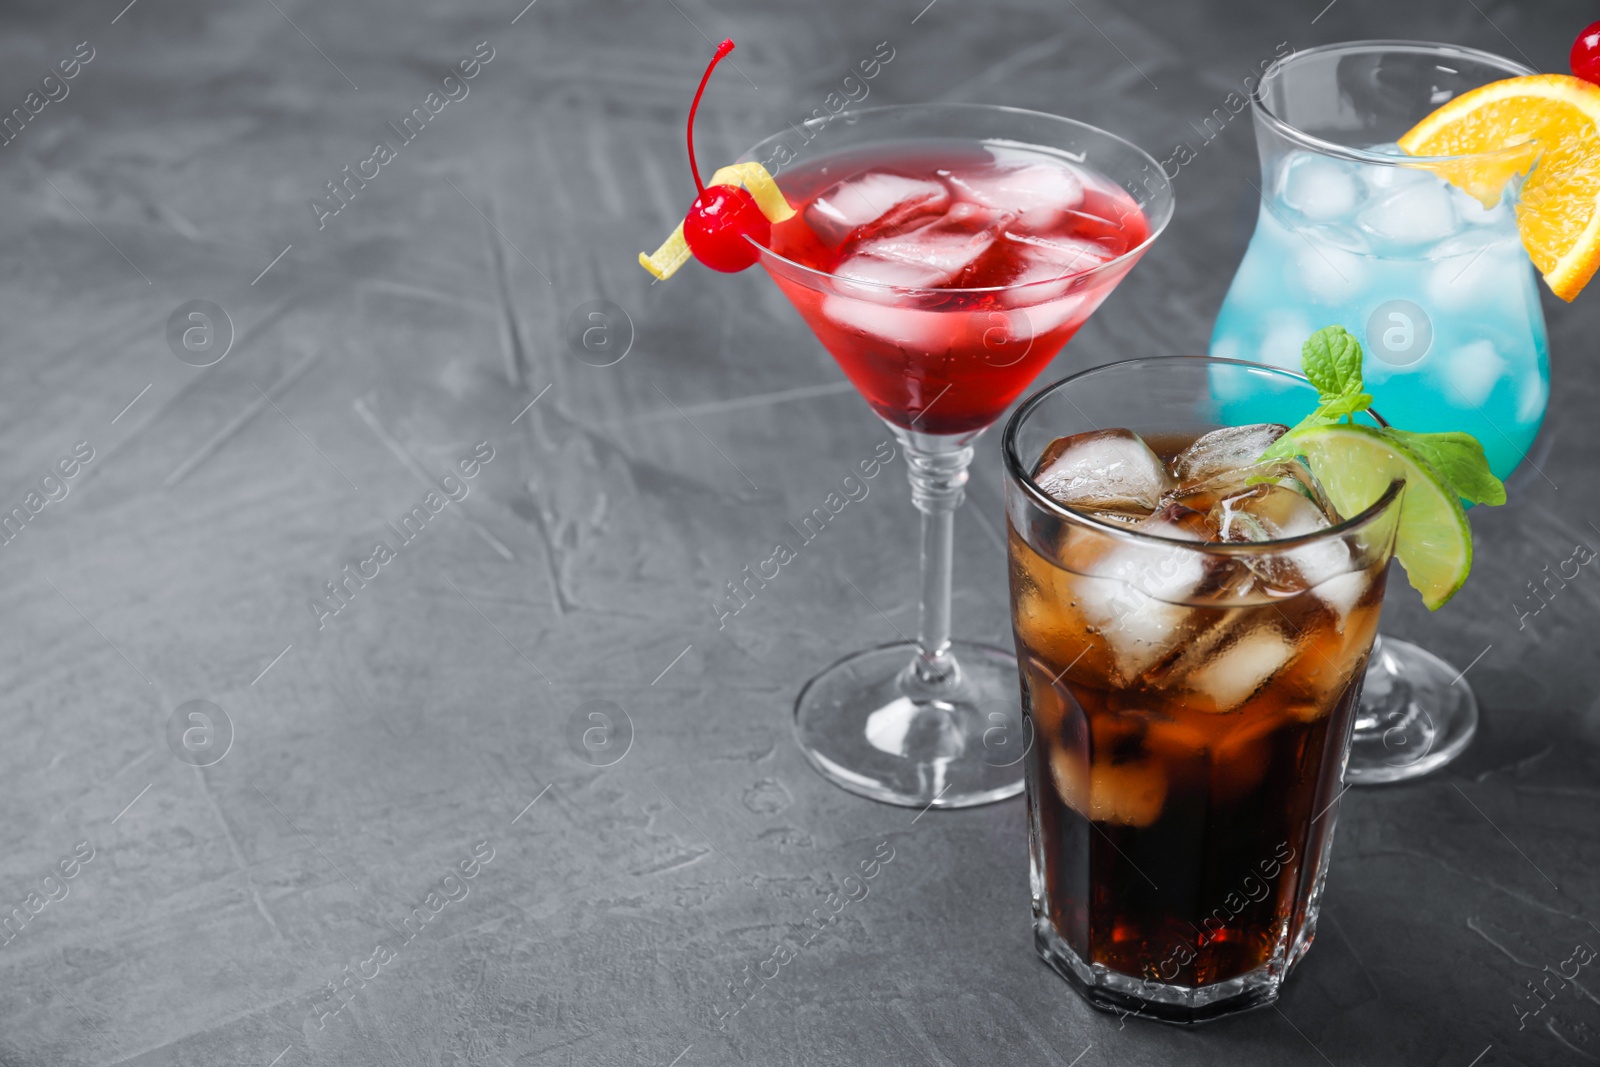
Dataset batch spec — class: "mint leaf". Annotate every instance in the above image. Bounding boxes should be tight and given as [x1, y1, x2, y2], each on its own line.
[1320, 390, 1374, 421]
[1386, 429, 1507, 506]
[1257, 327, 1371, 463]
[1300, 326, 1365, 400]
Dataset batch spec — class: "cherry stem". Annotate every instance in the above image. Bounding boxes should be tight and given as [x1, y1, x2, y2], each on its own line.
[687, 38, 736, 197]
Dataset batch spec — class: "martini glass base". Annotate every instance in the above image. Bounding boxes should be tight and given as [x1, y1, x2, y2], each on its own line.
[793, 640, 1026, 808]
[1347, 635, 1479, 784]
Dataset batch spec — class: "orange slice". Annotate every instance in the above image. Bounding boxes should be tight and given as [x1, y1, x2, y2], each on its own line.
[638, 163, 795, 280]
[1398, 73, 1600, 302]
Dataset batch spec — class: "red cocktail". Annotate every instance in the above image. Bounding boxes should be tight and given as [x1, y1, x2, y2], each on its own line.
[640, 73, 1174, 807]
[739, 107, 1170, 809]
[762, 140, 1151, 436]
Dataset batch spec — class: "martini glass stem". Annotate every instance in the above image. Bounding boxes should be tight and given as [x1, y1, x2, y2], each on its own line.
[904, 443, 974, 688]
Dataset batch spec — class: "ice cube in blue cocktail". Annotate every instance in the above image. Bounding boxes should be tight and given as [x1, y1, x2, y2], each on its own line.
[1210, 143, 1548, 481]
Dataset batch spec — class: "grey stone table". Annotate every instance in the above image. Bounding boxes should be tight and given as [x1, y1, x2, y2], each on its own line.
[0, 0, 1595, 1064]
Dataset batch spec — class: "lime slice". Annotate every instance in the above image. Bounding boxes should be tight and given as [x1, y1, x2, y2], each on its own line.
[1293, 423, 1473, 610]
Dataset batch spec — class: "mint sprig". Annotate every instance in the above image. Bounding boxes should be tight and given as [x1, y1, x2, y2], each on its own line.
[1258, 325, 1506, 507]
[1387, 429, 1506, 506]
[1300, 323, 1366, 402]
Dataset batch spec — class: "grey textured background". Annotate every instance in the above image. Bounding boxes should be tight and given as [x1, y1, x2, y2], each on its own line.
[0, 0, 1596, 1064]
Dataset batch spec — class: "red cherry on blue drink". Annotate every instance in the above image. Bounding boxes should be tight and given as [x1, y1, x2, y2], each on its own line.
[684, 185, 771, 272]
[1572, 21, 1600, 85]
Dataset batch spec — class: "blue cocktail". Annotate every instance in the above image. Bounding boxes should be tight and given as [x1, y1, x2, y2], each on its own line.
[1211, 44, 1546, 483]
[1209, 41, 1549, 784]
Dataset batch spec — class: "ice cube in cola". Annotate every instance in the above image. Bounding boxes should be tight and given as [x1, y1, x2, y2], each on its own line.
[1033, 428, 1173, 518]
[1169, 423, 1288, 485]
[1008, 422, 1387, 1009]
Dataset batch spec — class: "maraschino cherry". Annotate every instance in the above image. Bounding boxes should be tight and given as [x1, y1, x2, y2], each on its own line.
[682, 40, 770, 272]
[1572, 21, 1600, 85]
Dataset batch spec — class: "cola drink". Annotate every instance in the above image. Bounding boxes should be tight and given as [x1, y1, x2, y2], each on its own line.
[1008, 422, 1394, 1021]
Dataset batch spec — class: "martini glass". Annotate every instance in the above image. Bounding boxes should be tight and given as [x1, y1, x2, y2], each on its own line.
[741, 104, 1174, 808]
